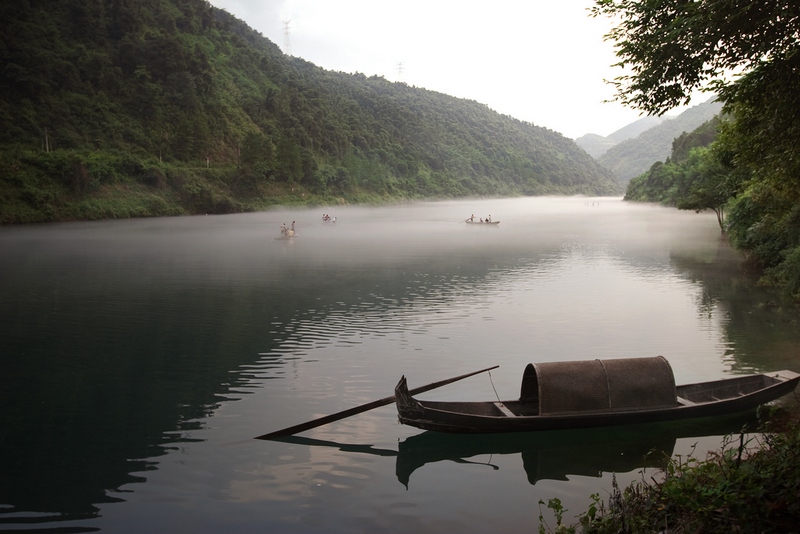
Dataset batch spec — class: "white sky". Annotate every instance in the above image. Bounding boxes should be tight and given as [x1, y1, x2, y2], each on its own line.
[208, 0, 700, 139]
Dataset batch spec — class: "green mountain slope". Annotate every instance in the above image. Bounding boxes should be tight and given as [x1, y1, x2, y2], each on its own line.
[575, 116, 665, 158]
[573, 133, 619, 159]
[624, 118, 722, 204]
[596, 99, 723, 184]
[0, 0, 620, 223]
[606, 116, 666, 143]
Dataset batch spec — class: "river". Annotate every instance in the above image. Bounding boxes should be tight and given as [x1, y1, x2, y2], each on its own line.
[1, 196, 799, 533]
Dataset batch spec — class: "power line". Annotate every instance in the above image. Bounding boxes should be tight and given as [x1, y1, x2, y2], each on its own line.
[282, 20, 291, 56]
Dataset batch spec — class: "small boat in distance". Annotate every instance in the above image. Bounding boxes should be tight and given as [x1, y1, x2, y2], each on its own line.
[276, 222, 298, 240]
[395, 356, 800, 434]
[465, 214, 498, 224]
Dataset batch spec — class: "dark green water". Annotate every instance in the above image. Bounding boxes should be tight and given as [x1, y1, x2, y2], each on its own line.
[1, 197, 798, 533]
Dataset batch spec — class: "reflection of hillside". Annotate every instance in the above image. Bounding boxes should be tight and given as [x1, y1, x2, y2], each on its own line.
[0, 225, 557, 523]
[668, 239, 800, 372]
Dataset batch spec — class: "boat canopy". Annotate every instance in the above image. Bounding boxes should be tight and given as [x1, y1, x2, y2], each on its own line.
[519, 356, 678, 415]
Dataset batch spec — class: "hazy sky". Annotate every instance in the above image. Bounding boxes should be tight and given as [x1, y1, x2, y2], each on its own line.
[208, 0, 700, 139]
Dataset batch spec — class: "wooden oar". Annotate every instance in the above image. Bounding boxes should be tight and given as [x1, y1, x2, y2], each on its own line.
[255, 365, 499, 440]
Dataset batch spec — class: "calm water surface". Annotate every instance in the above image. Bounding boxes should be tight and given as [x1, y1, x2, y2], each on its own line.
[2, 197, 799, 533]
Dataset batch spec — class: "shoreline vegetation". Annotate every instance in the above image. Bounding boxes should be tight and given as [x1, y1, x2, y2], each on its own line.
[0, 145, 616, 225]
[0, 148, 434, 225]
[541, 402, 800, 533]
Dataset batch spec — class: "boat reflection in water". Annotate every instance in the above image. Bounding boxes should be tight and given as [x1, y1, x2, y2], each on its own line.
[396, 426, 672, 488]
[276, 412, 761, 488]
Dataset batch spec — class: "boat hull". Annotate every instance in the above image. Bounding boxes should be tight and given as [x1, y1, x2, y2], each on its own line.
[395, 370, 800, 434]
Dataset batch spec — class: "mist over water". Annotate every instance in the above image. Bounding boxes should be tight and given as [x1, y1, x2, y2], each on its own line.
[1, 196, 798, 533]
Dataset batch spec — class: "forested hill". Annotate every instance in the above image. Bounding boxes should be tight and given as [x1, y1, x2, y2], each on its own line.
[575, 116, 665, 158]
[596, 98, 723, 184]
[0, 0, 619, 223]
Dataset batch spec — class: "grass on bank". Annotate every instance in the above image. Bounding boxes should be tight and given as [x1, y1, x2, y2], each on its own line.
[539, 406, 800, 533]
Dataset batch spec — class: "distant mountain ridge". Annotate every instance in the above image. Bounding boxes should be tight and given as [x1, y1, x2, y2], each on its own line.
[574, 133, 618, 159]
[575, 117, 665, 158]
[607, 116, 666, 143]
[595, 98, 724, 183]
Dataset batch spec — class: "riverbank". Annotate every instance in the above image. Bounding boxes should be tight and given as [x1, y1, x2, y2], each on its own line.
[0, 163, 399, 225]
[1, 146, 609, 225]
[544, 401, 800, 533]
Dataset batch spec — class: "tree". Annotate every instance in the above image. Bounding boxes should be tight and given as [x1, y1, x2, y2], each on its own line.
[595, 0, 800, 296]
[275, 135, 302, 182]
[675, 147, 731, 231]
[591, 0, 800, 114]
[592, 0, 800, 195]
[623, 118, 725, 209]
[625, 160, 678, 203]
[241, 132, 275, 178]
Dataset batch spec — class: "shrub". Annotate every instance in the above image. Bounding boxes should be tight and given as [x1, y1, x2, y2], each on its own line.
[554, 425, 800, 533]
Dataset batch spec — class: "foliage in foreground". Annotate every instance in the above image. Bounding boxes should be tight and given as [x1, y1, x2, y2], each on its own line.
[539, 423, 800, 533]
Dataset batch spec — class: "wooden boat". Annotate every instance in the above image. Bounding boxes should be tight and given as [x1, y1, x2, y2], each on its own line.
[465, 218, 499, 224]
[395, 356, 800, 434]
